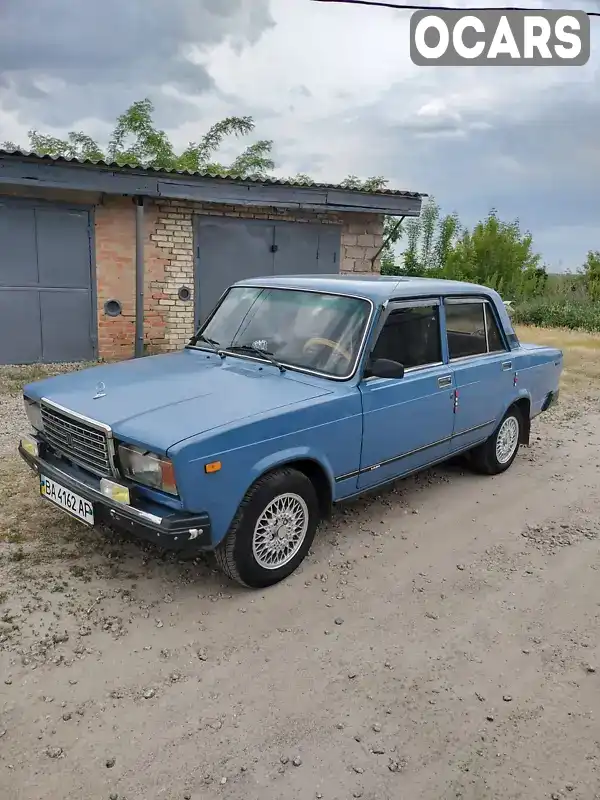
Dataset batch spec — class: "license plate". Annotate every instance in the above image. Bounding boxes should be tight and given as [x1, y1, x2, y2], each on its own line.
[40, 475, 95, 526]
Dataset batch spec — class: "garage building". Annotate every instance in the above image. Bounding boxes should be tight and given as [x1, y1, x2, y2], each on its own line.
[0, 150, 424, 365]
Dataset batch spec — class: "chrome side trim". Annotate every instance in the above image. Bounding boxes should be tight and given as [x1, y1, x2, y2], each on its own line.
[361, 361, 444, 382]
[452, 420, 496, 438]
[404, 361, 444, 374]
[335, 469, 360, 482]
[334, 420, 495, 482]
[445, 296, 490, 305]
[337, 434, 490, 502]
[449, 351, 508, 365]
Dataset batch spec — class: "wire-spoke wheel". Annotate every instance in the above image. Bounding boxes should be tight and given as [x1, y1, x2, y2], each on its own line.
[214, 467, 320, 588]
[252, 493, 309, 570]
[469, 406, 523, 476]
[495, 415, 519, 465]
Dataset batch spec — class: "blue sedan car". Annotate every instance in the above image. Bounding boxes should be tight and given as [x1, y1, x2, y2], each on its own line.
[19, 275, 562, 588]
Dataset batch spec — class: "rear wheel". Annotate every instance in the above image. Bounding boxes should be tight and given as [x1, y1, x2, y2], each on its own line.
[214, 467, 320, 588]
[469, 407, 522, 475]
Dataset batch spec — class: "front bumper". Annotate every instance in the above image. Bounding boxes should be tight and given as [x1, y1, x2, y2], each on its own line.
[18, 439, 212, 554]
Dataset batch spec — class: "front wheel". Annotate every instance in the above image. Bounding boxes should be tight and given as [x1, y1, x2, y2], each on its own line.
[469, 407, 522, 475]
[214, 468, 320, 588]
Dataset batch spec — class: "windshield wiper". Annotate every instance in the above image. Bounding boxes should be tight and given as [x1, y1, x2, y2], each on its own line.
[189, 333, 225, 357]
[225, 344, 285, 372]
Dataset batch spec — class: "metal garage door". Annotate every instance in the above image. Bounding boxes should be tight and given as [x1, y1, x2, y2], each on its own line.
[194, 216, 341, 324]
[0, 199, 95, 365]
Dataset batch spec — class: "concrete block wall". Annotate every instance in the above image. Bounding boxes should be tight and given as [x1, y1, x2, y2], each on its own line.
[95, 196, 384, 359]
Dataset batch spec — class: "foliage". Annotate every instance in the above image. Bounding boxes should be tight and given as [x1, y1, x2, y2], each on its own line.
[4, 98, 275, 179]
[380, 216, 406, 274]
[382, 198, 549, 302]
[582, 250, 600, 301]
[512, 298, 600, 333]
[444, 211, 547, 299]
[398, 199, 461, 277]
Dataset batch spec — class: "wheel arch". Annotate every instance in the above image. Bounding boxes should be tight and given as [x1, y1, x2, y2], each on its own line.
[250, 452, 334, 520]
[510, 395, 531, 445]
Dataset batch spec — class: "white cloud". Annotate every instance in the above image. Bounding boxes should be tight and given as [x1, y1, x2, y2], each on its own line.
[1, 0, 599, 271]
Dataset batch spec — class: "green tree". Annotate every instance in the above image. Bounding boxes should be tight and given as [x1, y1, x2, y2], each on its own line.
[582, 250, 600, 301]
[385, 201, 546, 300]
[444, 210, 545, 298]
[5, 98, 275, 179]
[394, 197, 460, 277]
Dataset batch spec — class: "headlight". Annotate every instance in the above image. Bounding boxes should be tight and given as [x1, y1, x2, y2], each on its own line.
[23, 398, 43, 432]
[118, 444, 178, 496]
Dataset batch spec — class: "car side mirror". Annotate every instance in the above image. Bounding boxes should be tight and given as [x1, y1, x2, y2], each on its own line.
[364, 358, 405, 380]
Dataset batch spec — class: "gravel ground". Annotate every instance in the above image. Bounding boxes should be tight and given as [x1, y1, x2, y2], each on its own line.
[1, 336, 599, 800]
[0, 391, 26, 457]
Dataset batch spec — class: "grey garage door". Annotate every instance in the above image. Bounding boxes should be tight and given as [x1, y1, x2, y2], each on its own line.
[194, 216, 341, 324]
[0, 199, 95, 365]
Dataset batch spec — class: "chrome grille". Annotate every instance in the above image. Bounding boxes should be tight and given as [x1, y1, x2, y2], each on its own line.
[40, 403, 112, 477]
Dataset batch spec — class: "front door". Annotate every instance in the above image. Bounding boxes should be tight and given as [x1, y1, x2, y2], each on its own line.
[358, 299, 456, 491]
[444, 296, 515, 451]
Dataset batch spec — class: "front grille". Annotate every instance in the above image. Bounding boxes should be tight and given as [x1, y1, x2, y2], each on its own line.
[40, 403, 112, 477]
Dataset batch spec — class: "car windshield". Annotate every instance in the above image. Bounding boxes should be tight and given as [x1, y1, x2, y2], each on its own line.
[193, 286, 372, 378]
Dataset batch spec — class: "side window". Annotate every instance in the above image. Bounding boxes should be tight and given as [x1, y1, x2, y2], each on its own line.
[445, 302, 487, 359]
[371, 304, 441, 369]
[445, 299, 506, 359]
[485, 303, 506, 352]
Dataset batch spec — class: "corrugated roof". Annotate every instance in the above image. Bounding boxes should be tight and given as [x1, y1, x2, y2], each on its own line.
[0, 148, 425, 198]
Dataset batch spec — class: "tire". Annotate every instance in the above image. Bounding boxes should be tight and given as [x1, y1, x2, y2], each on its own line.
[214, 467, 320, 588]
[469, 407, 522, 476]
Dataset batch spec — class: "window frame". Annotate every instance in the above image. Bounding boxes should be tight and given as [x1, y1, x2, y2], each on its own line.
[443, 296, 509, 363]
[187, 284, 376, 382]
[364, 297, 444, 378]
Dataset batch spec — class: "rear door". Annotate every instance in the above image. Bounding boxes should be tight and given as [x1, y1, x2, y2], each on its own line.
[444, 296, 514, 451]
[358, 298, 456, 491]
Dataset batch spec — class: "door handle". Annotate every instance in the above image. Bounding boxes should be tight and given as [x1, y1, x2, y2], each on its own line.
[437, 375, 452, 388]
[501, 360, 513, 371]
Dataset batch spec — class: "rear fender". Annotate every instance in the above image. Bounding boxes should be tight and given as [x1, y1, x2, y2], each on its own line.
[494, 391, 532, 446]
[511, 391, 532, 446]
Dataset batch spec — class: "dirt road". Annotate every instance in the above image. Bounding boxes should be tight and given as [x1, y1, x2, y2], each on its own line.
[1, 329, 599, 800]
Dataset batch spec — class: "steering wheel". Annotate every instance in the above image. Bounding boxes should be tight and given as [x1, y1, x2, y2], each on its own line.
[302, 337, 352, 363]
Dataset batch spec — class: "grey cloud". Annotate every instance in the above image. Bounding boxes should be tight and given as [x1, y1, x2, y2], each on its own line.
[0, 0, 273, 131]
[313, 77, 600, 270]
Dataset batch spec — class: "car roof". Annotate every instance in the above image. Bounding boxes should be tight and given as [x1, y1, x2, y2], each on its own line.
[232, 274, 497, 303]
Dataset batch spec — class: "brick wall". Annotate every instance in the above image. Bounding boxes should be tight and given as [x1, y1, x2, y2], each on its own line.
[95, 197, 383, 359]
[95, 198, 170, 360]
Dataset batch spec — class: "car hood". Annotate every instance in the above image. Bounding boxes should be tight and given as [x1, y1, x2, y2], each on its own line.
[24, 350, 333, 453]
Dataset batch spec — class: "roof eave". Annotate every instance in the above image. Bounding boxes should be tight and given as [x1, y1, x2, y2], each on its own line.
[0, 153, 424, 216]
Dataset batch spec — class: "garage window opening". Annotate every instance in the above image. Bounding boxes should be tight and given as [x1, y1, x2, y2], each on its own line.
[190, 286, 372, 379]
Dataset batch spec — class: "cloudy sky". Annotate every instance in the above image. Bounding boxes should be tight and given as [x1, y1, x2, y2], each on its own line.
[0, 0, 598, 271]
